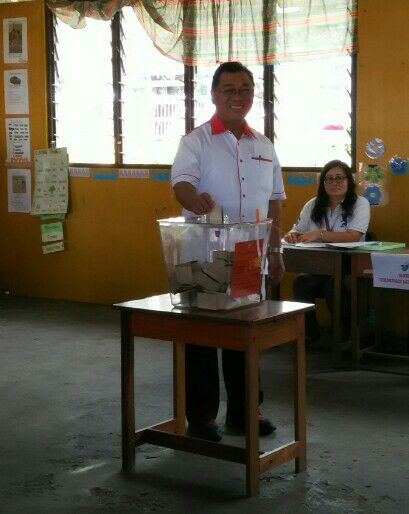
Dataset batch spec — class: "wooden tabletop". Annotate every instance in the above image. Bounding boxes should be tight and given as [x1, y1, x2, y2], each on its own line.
[114, 294, 314, 326]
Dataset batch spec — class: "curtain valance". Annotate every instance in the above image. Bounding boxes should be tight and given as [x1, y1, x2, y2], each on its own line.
[47, 0, 357, 65]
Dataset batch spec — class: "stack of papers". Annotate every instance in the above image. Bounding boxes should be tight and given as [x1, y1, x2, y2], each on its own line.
[282, 241, 406, 251]
[361, 242, 406, 251]
[281, 241, 327, 248]
[325, 241, 380, 249]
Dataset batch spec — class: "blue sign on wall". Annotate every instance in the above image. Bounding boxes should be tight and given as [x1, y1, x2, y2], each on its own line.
[287, 174, 314, 186]
[151, 170, 170, 181]
[93, 170, 117, 180]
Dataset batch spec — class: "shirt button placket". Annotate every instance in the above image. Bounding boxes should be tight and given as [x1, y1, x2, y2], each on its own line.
[237, 142, 245, 221]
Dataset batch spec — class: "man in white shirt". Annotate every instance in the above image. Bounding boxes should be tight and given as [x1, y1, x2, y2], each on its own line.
[171, 62, 286, 442]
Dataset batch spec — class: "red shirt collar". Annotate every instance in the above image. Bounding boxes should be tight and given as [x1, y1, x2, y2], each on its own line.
[210, 113, 254, 137]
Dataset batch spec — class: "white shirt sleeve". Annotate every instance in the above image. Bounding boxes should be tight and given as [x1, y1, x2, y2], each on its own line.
[293, 198, 315, 232]
[348, 196, 371, 234]
[171, 133, 202, 189]
[269, 146, 286, 201]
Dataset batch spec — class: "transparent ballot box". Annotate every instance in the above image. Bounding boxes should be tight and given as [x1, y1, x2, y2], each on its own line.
[157, 216, 272, 310]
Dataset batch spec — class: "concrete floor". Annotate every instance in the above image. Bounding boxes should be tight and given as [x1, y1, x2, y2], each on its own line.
[0, 294, 408, 514]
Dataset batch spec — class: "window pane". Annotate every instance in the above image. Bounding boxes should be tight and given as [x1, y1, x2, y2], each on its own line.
[122, 8, 185, 165]
[194, 65, 264, 134]
[54, 18, 114, 163]
[274, 56, 352, 167]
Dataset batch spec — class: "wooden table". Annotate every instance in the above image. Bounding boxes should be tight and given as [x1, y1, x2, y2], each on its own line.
[282, 246, 346, 366]
[349, 248, 409, 367]
[114, 293, 313, 497]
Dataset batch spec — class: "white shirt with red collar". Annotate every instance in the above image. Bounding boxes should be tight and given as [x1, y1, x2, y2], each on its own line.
[171, 114, 286, 223]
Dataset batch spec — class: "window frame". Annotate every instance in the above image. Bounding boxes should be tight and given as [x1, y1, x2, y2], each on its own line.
[46, 9, 356, 172]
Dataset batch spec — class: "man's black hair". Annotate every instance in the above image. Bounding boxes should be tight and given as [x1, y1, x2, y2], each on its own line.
[211, 62, 255, 91]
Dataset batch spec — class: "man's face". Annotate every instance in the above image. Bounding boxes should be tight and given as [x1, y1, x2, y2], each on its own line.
[211, 71, 254, 126]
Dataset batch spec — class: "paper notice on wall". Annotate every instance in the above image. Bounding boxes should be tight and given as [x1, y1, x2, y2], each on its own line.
[7, 168, 31, 213]
[371, 253, 409, 290]
[5, 118, 30, 164]
[4, 69, 29, 114]
[40, 213, 65, 221]
[41, 222, 64, 243]
[118, 168, 149, 179]
[42, 241, 65, 255]
[3, 18, 28, 64]
[69, 167, 90, 178]
[31, 148, 69, 215]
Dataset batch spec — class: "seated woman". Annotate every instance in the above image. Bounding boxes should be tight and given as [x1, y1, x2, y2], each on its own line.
[284, 159, 370, 344]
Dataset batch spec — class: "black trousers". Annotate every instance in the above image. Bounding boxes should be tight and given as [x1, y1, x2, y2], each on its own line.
[185, 345, 263, 425]
[293, 274, 350, 338]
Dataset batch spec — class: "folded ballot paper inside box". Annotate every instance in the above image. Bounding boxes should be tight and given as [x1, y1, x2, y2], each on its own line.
[157, 215, 272, 310]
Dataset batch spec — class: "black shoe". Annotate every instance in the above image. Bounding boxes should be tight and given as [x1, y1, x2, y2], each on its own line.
[226, 413, 276, 436]
[187, 420, 222, 442]
[258, 416, 276, 436]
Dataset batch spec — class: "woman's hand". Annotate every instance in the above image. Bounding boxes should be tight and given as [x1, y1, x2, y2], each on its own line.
[298, 230, 321, 243]
[284, 231, 302, 243]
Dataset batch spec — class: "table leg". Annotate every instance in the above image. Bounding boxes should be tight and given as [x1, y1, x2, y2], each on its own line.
[173, 341, 186, 435]
[373, 288, 383, 351]
[332, 255, 343, 366]
[350, 257, 360, 368]
[295, 314, 307, 472]
[121, 311, 135, 472]
[245, 340, 260, 497]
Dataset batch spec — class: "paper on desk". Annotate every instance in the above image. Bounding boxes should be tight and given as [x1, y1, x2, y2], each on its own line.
[371, 253, 409, 290]
[325, 241, 380, 249]
[281, 241, 327, 248]
[365, 242, 406, 251]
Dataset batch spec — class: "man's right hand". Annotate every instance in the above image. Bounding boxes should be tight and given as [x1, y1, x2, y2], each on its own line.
[173, 182, 215, 214]
[189, 192, 215, 215]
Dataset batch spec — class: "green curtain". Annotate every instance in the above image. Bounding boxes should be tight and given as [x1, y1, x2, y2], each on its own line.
[47, 0, 357, 63]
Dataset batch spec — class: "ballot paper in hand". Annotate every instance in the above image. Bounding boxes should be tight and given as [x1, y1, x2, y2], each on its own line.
[209, 203, 224, 224]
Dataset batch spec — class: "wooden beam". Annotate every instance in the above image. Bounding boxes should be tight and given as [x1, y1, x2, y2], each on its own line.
[141, 429, 247, 464]
[259, 441, 301, 473]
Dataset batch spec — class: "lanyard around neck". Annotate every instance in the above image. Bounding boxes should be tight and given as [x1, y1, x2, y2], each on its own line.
[324, 212, 337, 232]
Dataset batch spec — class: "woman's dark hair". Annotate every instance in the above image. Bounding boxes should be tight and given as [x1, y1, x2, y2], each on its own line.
[211, 62, 255, 91]
[311, 160, 357, 224]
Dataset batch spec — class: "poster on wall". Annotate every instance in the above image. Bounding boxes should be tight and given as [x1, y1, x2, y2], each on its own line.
[5, 118, 30, 164]
[31, 148, 69, 215]
[3, 69, 29, 114]
[7, 168, 31, 213]
[3, 18, 28, 64]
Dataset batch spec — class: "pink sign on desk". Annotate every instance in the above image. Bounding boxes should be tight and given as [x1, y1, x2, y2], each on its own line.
[230, 239, 263, 298]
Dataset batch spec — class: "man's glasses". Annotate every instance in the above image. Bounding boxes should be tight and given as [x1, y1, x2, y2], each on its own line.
[218, 87, 254, 98]
[324, 175, 347, 184]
